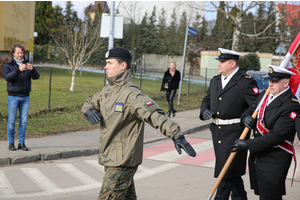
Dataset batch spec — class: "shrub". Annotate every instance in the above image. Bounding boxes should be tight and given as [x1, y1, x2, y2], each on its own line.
[239, 53, 261, 72]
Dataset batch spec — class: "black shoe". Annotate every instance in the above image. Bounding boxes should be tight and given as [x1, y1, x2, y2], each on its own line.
[167, 112, 171, 118]
[172, 109, 177, 117]
[18, 143, 28, 151]
[9, 143, 16, 151]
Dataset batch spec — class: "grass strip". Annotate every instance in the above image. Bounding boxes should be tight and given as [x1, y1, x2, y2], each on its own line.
[0, 67, 206, 140]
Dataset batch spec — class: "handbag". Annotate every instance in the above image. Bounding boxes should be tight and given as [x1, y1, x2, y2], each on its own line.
[163, 82, 169, 90]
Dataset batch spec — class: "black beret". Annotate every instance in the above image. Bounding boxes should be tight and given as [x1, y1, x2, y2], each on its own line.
[105, 47, 132, 61]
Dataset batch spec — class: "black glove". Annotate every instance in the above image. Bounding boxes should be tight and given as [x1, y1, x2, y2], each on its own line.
[173, 135, 196, 157]
[84, 109, 101, 125]
[231, 139, 247, 152]
[242, 115, 256, 129]
[201, 109, 214, 120]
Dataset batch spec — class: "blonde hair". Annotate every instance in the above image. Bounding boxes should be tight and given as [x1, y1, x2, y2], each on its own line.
[170, 59, 176, 64]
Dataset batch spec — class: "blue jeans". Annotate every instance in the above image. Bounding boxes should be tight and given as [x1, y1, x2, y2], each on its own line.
[7, 96, 30, 144]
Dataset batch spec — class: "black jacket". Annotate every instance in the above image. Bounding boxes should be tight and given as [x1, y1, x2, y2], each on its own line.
[200, 70, 259, 178]
[242, 89, 300, 152]
[242, 89, 300, 197]
[3, 58, 40, 96]
[161, 69, 180, 91]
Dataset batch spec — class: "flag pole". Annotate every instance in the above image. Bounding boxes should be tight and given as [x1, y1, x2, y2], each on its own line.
[205, 88, 270, 200]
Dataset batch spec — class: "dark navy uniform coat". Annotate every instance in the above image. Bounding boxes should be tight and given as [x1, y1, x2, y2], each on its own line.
[200, 70, 259, 178]
[242, 89, 300, 198]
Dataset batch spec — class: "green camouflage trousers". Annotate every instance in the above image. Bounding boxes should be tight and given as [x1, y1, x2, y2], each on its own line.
[98, 166, 138, 200]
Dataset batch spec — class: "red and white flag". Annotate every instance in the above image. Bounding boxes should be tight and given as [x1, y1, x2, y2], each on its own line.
[279, 31, 300, 102]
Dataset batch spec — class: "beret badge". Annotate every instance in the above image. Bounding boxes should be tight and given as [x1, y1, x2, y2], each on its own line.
[105, 51, 109, 59]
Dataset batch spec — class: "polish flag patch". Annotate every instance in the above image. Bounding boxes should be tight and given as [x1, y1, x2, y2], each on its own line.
[252, 87, 259, 94]
[290, 111, 297, 119]
[146, 102, 153, 106]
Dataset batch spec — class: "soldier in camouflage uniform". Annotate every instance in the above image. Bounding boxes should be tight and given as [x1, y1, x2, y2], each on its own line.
[81, 47, 196, 200]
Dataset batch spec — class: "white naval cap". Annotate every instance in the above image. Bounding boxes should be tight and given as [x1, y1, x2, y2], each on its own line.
[265, 65, 296, 81]
[215, 48, 243, 61]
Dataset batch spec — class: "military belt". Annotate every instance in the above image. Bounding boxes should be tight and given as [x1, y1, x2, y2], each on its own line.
[212, 118, 240, 125]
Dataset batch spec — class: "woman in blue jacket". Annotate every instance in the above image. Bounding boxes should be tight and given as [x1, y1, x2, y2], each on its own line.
[3, 43, 40, 151]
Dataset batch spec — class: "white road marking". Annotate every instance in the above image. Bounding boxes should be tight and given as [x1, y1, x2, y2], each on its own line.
[201, 160, 215, 168]
[57, 164, 99, 185]
[0, 183, 102, 199]
[135, 163, 181, 180]
[21, 168, 61, 191]
[0, 171, 15, 195]
[84, 160, 105, 173]
[136, 165, 149, 172]
[0, 162, 182, 199]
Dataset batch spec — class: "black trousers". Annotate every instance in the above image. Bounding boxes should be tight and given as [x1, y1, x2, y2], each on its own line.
[214, 177, 247, 200]
[166, 89, 176, 113]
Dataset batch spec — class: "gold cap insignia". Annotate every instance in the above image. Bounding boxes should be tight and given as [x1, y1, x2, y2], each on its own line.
[268, 66, 273, 74]
[218, 50, 221, 56]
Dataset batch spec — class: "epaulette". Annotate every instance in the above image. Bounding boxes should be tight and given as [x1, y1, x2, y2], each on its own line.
[292, 98, 299, 103]
[241, 72, 252, 79]
[213, 74, 220, 78]
[6, 60, 12, 63]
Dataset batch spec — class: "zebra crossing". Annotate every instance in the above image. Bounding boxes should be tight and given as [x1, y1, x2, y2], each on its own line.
[0, 138, 300, 199]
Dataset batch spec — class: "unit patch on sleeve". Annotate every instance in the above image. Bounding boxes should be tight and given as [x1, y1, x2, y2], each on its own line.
[290, 111, 297, 119]
[252, 87, 259, 94]
[114, 102, 124, 113]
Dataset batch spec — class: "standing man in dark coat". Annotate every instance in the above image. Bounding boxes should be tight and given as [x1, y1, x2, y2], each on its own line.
[199, 48, 259, 200]
[232, 65, 300, 200]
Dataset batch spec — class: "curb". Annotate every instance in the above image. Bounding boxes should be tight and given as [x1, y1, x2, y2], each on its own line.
[0, 124, 211, 166]
[0, 147, 99, 166]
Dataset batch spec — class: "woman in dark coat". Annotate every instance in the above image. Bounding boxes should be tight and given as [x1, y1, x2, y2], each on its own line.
[161, 59, 180, 118]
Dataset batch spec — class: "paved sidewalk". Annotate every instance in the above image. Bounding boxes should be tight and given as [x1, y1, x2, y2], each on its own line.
[0, 109, 212, 166]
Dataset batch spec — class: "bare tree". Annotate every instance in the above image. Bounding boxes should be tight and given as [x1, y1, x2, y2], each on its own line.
[118, 1, 143, 24]
[210, 1, 263, 51]
[45, 14, 106, 92]
[181, 1, 300, 51]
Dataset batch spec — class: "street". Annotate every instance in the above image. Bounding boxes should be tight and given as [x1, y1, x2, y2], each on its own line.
[0, 129, 300, 200]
